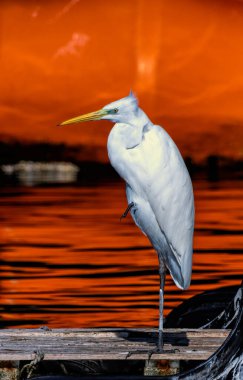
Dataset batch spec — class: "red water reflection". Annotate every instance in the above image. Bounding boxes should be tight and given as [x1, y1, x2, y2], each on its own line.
[0, 180, 242, 328]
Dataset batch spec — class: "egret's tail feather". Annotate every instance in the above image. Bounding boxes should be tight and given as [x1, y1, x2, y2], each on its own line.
[159, 243, 191, 290]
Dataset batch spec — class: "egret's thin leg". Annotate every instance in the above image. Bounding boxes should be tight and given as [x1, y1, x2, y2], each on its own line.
[120, 202, 134, 221]
[158, 262, 165, 351]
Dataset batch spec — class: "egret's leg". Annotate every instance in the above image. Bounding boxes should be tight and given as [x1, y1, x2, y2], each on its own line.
[158, 262, 165, 351]
[120, 202, 134, 221]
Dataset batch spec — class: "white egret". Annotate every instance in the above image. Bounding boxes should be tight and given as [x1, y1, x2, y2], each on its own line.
[60, 91, 194, 351]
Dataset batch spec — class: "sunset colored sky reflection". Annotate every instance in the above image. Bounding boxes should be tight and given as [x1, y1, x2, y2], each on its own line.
[1, 0, 243, 162]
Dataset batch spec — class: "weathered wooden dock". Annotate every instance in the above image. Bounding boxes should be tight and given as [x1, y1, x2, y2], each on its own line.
[0, 327, 230, 379]
[0, 327, 229, 361]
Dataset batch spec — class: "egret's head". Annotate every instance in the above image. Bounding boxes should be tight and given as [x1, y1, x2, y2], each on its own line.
[59, 91, 139, 126]
[102, 91, 138, 123]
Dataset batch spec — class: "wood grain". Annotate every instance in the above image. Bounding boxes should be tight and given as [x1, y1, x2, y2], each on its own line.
[0, 328, 230, 361]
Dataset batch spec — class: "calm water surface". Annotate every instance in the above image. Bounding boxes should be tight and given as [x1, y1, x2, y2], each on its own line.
[0, 179, 242, 328]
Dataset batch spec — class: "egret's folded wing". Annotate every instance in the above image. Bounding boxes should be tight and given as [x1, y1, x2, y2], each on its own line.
[143, 126, 194, 289]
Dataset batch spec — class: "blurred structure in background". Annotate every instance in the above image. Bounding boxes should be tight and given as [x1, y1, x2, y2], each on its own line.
[1, 161, 79, 186]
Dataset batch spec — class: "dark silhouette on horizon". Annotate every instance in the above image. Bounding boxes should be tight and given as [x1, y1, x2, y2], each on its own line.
[0, 140, 242, 184]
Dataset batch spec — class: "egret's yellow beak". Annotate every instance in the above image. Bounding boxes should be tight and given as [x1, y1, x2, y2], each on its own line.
[59, 109, 108, 126]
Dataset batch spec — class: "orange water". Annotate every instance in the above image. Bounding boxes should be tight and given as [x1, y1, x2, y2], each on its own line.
[0, 179, 242, 328]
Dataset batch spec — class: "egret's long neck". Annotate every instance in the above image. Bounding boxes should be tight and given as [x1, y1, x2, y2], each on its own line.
[132, 108, 152, 129]
[122, 108, 152, 149]
[107, 108, 152, 185]
[108, 107, 152, 154]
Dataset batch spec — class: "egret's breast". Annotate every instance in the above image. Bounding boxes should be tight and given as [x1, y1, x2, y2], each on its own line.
[108, 125, 169, 196]
[127, 127, 168, 179]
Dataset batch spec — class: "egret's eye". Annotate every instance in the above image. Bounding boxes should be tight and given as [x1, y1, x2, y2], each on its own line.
[107, 108, 119, 115]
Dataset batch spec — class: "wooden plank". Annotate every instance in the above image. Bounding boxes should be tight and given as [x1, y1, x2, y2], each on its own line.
[0, 328, 230, 361]
[0, 327, 230, 337]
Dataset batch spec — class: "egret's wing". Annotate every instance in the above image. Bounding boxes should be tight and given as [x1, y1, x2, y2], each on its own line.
[126, 125, 194, 289]
[126, 181, 190, 290]
[146, 126, 194, 289]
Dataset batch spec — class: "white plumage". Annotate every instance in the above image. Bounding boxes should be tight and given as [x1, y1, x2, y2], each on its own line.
[107, 114, 194, 290]
[60, 91, 195, 351]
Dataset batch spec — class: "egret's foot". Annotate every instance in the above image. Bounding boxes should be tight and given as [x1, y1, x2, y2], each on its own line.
[125, 347, 179, 361]
[147, 347, 179, 362]
[120, 202, 135, 221]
